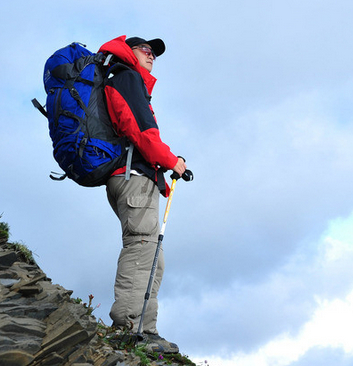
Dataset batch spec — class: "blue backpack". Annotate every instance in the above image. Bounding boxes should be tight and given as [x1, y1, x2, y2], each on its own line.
[32, 42, 127, 187]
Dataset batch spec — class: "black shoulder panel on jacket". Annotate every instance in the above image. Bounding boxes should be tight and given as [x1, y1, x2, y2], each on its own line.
[106, 69, 158, 132]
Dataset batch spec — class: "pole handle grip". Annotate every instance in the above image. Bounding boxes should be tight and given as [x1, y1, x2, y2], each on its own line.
[170, 156, 194, 181]
[170, 169, 194, 181]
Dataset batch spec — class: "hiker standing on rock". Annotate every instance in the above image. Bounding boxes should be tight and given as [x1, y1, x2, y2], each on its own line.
[98, 36, 186, 353]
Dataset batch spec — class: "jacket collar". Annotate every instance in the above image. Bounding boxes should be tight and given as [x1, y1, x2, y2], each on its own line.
[98, 35, 156, 95]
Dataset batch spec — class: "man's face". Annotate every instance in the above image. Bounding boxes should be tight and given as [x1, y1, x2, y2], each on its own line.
[132, 43, 155, 73]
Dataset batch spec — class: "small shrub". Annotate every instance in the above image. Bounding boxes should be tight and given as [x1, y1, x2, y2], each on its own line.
[133, 345, 150, 366]
[0, 217, 10, 243]
[73, 294, 100, 315]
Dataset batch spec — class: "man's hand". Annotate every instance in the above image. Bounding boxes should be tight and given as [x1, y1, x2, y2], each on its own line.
[172, 157, 187, 177]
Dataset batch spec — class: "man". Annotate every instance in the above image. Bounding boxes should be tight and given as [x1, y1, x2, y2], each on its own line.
[98, 36, 186, 353]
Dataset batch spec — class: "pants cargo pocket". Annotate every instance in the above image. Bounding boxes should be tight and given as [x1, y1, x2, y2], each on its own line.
[127, 195, 158, 235]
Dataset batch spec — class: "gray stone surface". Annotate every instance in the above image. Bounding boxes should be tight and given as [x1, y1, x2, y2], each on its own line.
[0, 250, 17, 267]
[0, 242, 100, 365]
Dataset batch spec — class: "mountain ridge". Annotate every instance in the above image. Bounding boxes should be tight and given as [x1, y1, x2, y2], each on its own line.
[0, 219, 196, 366]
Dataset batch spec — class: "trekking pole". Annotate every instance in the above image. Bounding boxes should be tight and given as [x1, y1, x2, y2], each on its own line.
[136, 167, 194, 341]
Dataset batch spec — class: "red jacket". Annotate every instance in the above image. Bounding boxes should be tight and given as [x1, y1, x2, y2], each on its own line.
[98, 36, 178, 195]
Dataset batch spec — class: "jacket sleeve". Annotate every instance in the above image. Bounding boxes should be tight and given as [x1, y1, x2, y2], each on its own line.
[104, 69, 178, 170]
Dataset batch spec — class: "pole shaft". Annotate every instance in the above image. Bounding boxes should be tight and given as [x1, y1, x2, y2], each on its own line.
[136, 178, 177, 337]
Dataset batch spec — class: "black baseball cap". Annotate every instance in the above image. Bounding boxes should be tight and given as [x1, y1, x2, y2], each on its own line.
[125, 37, 165, 57]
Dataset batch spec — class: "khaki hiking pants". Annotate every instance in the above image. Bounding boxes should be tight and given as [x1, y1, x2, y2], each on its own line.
[106, 175, 164, 334]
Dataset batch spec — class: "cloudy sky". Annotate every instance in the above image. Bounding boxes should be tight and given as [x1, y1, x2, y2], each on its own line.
[2, 1, 353, 365]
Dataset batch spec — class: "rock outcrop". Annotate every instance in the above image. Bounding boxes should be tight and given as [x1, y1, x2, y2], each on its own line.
[0, 231, 195, 366]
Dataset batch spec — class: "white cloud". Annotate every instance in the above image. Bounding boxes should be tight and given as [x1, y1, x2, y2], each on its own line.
[190, 215, 353, 365]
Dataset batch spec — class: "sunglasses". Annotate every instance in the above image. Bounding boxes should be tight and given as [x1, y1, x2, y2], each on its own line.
[132, 45, 156, 60]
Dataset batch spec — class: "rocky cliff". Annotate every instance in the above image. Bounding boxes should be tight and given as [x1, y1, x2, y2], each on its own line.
[0, 221, 196, 366]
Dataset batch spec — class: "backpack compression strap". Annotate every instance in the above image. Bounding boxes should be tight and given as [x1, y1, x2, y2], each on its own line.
[49, 171, 67, 181]
[31, 98, 48, 118]
[125, 143, 134, 181]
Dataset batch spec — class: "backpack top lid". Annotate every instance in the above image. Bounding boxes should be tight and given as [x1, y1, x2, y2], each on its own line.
[43, 43, 93, 94]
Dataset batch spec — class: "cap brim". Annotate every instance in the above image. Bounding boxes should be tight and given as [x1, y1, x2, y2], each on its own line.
[146, 38, 165, 57]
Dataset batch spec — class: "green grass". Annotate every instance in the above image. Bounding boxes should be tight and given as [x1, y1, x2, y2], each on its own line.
[0, 217, 10, 243]
[0, 217, 37, 265]
[96, 320, 197, 365]
[9, 241, 37, 265]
